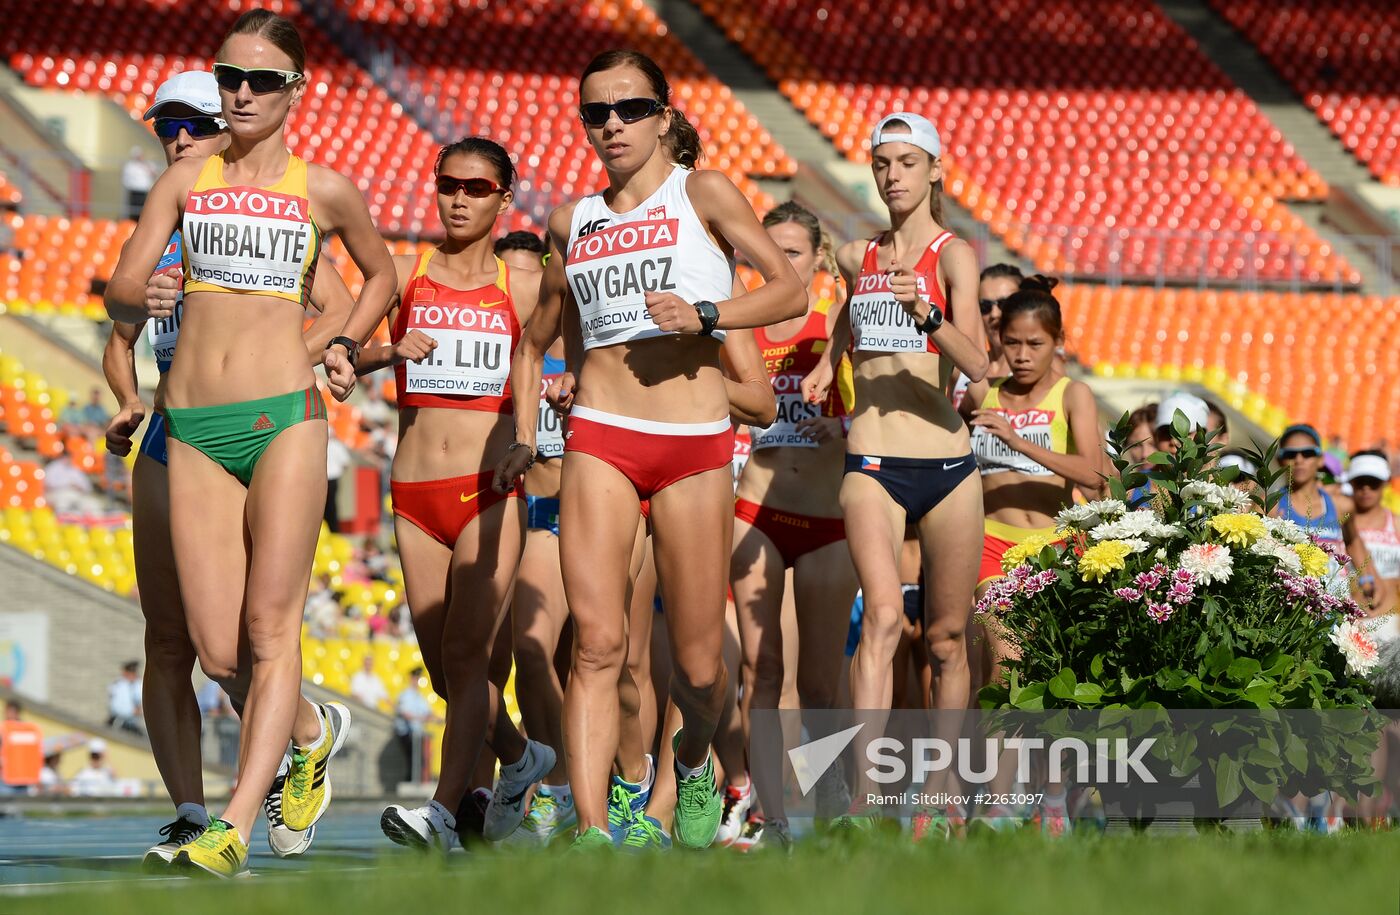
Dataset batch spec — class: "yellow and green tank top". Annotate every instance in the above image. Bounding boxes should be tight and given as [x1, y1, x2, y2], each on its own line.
[971, 375, 1074, 477]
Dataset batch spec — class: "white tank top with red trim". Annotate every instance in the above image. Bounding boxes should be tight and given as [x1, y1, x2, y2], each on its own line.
[1360, 513, 1400, 580]
[565, 166, 733, 350]
[847, 231, 955, 354]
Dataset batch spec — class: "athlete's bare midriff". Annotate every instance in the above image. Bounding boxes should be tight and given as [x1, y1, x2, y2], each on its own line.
[846, 350, 968, 458]
[394, 405, 513, 484]
[736, 441, 844, 517]
[524, 457, 563, 498]
[575, 335, 730, 424]
[163, 290, 316, 408]
[982, 472, 1073, 529]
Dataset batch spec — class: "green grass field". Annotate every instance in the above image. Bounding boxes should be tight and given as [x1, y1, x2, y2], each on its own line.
[9, 830, 1400, 915]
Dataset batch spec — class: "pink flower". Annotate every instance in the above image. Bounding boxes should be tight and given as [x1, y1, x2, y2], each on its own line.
[1146, 602, 1175, 623]
[1167, 581, 1195, 605]
[1135, 571, 1163, 591]
[1114, 587, 1143, 601]
[1151, 563, 1169, 577]
[1010, 565, 1032, 584]
[1172, 568, 1195, 586]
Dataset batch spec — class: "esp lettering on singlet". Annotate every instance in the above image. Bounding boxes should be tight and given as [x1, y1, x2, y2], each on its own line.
[751, 311, 832, 450]
[402, 285, 512, 398]
[148, 230, 183, 371]
[567, 219, 679, 345]
[183, 186, 313, 295]
[848, 232, 955, 354]
[536, 356, 567, 459]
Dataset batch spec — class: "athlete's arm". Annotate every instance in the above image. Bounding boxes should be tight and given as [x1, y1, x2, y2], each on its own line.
[308, 166, 396, 399]
[958, 377, 991, 425]
[101, 321, 147, 458]
[801, 240, 860, 405]
[302, 253, 357, 363]
[969, 379, 1104, 489]
[1338, 494, 1383, 603]
[721, 328, 777, 427]
[549, 297, 584, 413]
[355, 255, 436, 376]
[105, 158, 201, 324]
[898, 239, 988, 382]
[645, 171, 804, 335]
[494, 207, 570, 493]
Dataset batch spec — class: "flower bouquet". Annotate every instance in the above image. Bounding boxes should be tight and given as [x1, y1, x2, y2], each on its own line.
[976, 413, 1378, 807]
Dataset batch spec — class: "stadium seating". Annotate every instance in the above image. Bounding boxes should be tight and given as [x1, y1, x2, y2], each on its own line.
[1, 214, 125, 320]
[0, 0, 440, 236]
[0, 171, 20, 209]
[329, 0, 791, 220]
[692, 0, 1357, 285]
[1209, 0, 1400, 186]
[1063, 285, 1400, 450]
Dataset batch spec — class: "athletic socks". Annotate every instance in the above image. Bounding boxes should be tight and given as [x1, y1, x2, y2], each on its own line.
[176, 802, 208, 824]
[544, 783, 573, 805]
[501, 741, 535, 778]
[676, 752, 712, 782]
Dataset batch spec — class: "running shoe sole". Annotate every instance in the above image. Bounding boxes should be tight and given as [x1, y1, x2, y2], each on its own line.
[380, 807, 433, 850]
[172, 850, 251, 879]
[268, 823, 315, 858]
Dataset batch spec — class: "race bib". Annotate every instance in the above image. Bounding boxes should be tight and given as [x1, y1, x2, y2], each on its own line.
[402, 300, 512, 397]
[536, 375, 565, 458]
[184, 187, 313, 296]
[752, 374, 821, 450]
[149, 231, 184, 367]
[848, 271, 931, 353]
[567, 219, 679, 346]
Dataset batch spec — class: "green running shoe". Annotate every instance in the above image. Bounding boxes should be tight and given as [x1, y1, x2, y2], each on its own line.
[622, 814, 672, 852]
[671, 730, 721, 849]
[570, 826, 614, 852]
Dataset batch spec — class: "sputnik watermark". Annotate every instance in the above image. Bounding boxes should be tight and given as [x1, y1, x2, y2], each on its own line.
[788, 723, 1158, 793]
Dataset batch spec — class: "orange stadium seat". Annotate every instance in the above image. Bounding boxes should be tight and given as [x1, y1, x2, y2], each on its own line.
[1210, 0, 1400, 187]
[693, 0, 1356, 285]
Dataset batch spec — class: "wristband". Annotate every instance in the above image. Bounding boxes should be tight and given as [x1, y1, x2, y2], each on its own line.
[915, 300, 945, 335]
[507, 441, 536, 471]
[326, 335, 361, 367]
[693, 300, 720, 337]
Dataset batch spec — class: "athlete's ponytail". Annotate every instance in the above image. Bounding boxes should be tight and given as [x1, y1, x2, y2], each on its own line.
[762, 201, 837, 277]
[581, 49, 705, 170]
[999, 274, 1062, 338]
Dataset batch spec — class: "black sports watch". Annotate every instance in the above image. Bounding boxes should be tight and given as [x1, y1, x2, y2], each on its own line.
[327, 335, 361, 367]
[915, 300, 945, 336]
[693, 300, 720, 337]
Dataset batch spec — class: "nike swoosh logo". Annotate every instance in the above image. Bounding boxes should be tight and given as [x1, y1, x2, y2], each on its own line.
[943, 461, 965, 470]
[460, 491, 480, 503]
[501, 785, 530, 808]
[480, 299, 506, 308]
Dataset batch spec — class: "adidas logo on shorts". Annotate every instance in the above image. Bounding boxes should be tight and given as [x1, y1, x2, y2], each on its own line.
[252, 414, 275, 431]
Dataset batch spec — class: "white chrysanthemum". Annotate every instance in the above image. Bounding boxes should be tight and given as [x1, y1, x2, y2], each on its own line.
[1331, 621, 1380, 677]
[1056, 499, 1126, 530]
[1120, 538, 1152, 555]
[1262, 516, 1307, 545]
[1090, 510, 1184, 542]
[1181, 481, 1253, 514]
[1179, 542, 1234, 584]
[1250, 537, 1303, 573]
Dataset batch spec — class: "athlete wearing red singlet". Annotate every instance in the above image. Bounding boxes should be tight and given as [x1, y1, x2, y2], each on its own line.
[353, 137, 551, 853]
[726, 202, 858, 849]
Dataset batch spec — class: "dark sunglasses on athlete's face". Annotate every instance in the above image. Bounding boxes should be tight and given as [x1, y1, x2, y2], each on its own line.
[1278, 446, 1322, 463]
[980, 296, 1009, 316]
[435, 175, 507, 198]
[153, 116, 226, 139]
[578, 97, 664, 129]
[1352, 477, 1385, 489]
[213, 63, 304, 94]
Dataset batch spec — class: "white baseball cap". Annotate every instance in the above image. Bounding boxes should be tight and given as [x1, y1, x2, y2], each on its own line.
[1154, 392, 1209, 433]
[1218, 452, 1258, 476]
[870, 112, 941, 157]
[144, 70, 223, 120]
[1348, 453, 1392, 484]
[87, 738, 107, 754]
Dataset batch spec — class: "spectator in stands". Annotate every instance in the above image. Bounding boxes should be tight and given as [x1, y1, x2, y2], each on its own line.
[80, 387, 111, 430]
[106, 660, 144, 735]
[3, 700, 18, 721]
[350, 656, 388, 710]
[58, 394, 87, 435]
[38, 747, 64, 796]
[326, 430, 352, 532]
[1205, 400, 1230, 447]
[394, 667, 435, 783]
[362, 541, 391, 582]
[304, 576, 342, 639]
[1153, 393, 1210, 457]
[198, 680, 239, 768]
[44, 447, 106, 516]
[69, 738, 120, 796]
[1122, 403, 1158, 467]
[358, 382, 393, 428]
[120, 146, 158, 219]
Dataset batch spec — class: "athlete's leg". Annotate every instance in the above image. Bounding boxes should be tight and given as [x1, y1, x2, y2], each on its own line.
[730, 518, 783, 817]
[513, 530, 570, 785]
[208, 422, 324, 836]
[650, 466, 733, 771]
[131, 453, 203, 808]
[559, 453, 640, 834]
[792, 541, 860, 711]
[616, 519, 651, 784]
[713, 599, 746, 788]
[434, 498, 527, 812]
[625, 533, 658, 756]
[470, 607, 515, 792]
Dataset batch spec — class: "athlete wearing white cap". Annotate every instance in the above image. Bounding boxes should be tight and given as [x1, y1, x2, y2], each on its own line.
[1152, 391, 1210, 454]
[805, 108, 989, 839]
[1349, 450, 1400, 615]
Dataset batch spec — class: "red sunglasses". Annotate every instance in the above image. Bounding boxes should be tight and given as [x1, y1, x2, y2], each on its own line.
[435, 175, 507, 198]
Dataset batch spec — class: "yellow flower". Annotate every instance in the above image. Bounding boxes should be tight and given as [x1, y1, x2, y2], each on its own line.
[1293, 543, 1330, 578]
[1078, 540, 1135, 583]
[1001, 533, 1055, 571]
[1208, 513, 1267, 548]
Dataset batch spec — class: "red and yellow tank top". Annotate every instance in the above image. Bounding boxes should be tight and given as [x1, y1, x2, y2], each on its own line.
[847, 231, 955, 354]
[971, 376, 1075, 477]
[182, 152, 321, 306]
[392, 251, 521, 413]
[750, 299, 854, 450]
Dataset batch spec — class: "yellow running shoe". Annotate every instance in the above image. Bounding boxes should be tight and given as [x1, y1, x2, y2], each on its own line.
[173, 818, 248, 878]
[280, 701, 353, 831]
